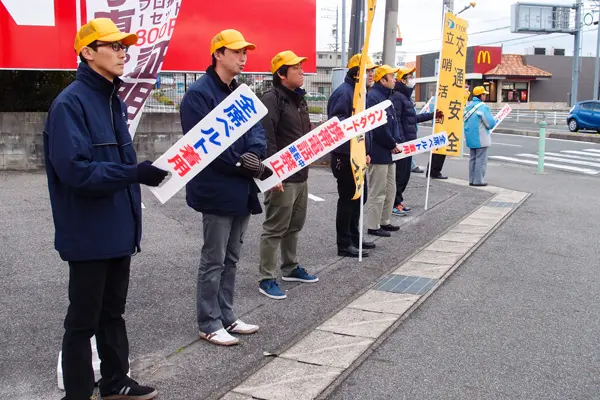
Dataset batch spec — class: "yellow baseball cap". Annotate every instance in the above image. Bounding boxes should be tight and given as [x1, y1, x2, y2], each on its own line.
[396, 66, 416, 80]
[347, 54, 377, 70]
[473, 86, 489, 96]
[210, 29, 256, 55]
[74, 18, 138, 55]
[374, 65, 399, 82]
[271, 50, 308, 74]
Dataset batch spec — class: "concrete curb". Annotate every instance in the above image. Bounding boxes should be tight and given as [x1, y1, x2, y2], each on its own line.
[222, 180, 530, 400]
[496, 128, 600, 143]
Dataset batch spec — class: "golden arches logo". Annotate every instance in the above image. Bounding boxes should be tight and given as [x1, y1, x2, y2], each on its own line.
[477, 50, 491, 64]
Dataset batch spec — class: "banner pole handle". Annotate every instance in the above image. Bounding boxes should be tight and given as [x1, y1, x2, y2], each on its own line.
[424, 149, 433, 211]
[358, 182, 365, 262]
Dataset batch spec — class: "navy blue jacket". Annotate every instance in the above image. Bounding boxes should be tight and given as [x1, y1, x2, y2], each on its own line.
[327, 76, 372, 156]
[43, 63, 142, 262]
[180, 66, 267, 216]
[367, 83, 400, 164]
[392, 82, 434, 143]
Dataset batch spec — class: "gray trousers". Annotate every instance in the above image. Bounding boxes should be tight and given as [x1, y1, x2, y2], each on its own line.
[469, 147, 489, 185]
[259, 181, 308, 281]
[197, 213, 249, 334]
[366, 163, 396, 230]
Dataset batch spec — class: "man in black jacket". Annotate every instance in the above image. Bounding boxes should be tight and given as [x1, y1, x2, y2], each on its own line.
[258, 51, 319, 300]
[391, 67, 441, 215]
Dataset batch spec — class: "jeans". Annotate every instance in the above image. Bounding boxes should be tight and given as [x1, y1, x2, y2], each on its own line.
[197, 213, 249, 334]
[469, 147, 489, 184]
[62, 257, 131, 399]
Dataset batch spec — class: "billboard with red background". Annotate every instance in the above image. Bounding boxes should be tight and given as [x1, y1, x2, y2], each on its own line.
[0, 0, 317, 73]
[472, 46, 502, 74]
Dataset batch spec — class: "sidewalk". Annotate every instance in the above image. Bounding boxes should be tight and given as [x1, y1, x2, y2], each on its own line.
[0, 169, 492, 400]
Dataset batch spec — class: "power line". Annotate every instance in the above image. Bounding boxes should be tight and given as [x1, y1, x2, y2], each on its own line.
[406, 25, 510, 45]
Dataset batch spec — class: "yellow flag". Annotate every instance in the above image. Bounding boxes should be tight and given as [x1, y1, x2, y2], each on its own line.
[349, 0, 377, 200]
[433, 11, 468, 157]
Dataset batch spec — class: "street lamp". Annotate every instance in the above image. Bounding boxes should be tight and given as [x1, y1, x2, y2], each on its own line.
[458, 1, 476, 15]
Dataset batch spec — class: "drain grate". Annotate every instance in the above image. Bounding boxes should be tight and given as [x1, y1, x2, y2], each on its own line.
[375, 275, 438, 296]
[487, 201, 517, 208]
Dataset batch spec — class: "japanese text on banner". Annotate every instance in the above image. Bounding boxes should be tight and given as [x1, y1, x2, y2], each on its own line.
[255, 101, 391, 193]
[433, 11, 468, 157]
[88, 0, 182, 138]
[391, 132, 449, 161]
[149, 84, 267, 203]
[490, 104, 512, 133]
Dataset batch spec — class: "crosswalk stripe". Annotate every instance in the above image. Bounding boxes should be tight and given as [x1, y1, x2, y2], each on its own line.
[583, 148, 600, 154]
[517, 153, 600, 168]
[489, 156, 600, 175]
[561, 150, 600, 158]
[544, 152, 600, 162]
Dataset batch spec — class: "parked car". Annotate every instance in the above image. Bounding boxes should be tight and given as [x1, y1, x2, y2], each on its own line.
[567, 100, 600, 132]
[305, 92, 328, 101]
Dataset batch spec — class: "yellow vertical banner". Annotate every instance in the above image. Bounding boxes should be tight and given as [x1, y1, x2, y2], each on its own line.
[350, 0, 377, 200]
[432, 11, 468, 157]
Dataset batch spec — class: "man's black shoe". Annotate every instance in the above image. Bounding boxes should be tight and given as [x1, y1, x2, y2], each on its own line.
[431, 174, 448, 179]
[338, 245, 369, 258]
[361, 241, 376, 249]
[380, 224, 400, 232]
[101, 377, 157, 400]
[471, 183, 488, 187]
[368, 228, 391, 237]
[412, 166, 424, 173]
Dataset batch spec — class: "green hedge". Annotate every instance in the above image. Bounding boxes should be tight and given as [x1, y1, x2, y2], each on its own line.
[0, 71, 75, 112]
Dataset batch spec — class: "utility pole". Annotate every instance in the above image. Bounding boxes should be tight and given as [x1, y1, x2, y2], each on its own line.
[342, 0, 347, 67]
[382, 0, 398, 65]
[348, 0, 359, 57]
[443, 0, 454, 16]
[571, 0, 582, 106]
[593, 1, 600, 100]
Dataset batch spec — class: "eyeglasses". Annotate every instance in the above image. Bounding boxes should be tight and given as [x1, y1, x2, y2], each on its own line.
[93, 42, 129, 53]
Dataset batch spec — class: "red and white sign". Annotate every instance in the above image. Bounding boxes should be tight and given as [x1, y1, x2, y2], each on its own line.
[490, 104, 512, 133]
[0, 0, 317, 73]
[391, 132, 449, 161]
[473, 46, 502, 74]
[255, 100, 392, 192]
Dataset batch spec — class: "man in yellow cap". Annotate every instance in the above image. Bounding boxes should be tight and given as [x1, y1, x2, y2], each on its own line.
[45, 18, 167, 400]
[328, 54, 378, 258]
[180, 29, 269, 346]
[365, 65, 402, 238]
[464, 86, 497, 186]
[391, 67, 442, 217]
[257, 50, 318, 300]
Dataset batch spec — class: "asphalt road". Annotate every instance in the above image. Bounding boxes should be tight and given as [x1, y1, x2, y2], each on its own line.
[329, 148, 600, 400]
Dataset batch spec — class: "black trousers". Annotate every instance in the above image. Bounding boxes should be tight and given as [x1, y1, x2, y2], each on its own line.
[331, 154, 368, 249]
[62, 257, 131, 399]
[429, 153, 446, 176]
[394, 156, 412, 207]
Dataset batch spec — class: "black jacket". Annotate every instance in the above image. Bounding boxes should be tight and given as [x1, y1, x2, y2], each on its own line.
[392, 82, 434, 143]
[367, 83, 400, 164]
[261, 85, 311, 183]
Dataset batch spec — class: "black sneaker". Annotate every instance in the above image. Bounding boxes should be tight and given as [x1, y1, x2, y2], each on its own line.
[380, 224, 400, 232]
[101, 377, 157, 400]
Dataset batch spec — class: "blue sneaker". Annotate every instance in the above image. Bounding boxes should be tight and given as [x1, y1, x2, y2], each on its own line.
[282, 265, 319, 283]
[400, 203, 411, 212]
[392, 207, 408, 217]
[259, 279, 287, 300]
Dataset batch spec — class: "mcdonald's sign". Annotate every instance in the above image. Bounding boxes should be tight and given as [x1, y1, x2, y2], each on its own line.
[473, 46, 502, 74]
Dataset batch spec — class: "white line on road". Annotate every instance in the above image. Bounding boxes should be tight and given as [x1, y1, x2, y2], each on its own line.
[583, 148, 600, 153]
[489, 156, 600, 175]
[545, 152, 600, 162]
[561, 150, 600, 158]
[493, 143, 523, 147]
[308, 194, 325, 202]
[517, 154, 600, 168]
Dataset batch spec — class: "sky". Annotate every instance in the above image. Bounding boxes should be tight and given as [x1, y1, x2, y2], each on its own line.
[316, 0, 600, 61]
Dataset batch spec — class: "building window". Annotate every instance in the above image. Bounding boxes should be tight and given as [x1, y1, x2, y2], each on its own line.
[318, 86, 325, 94]
[329, 55, 333, 59]
[318, 54, 324, 59]
[337, 54, 341, 59]
[501, 82, 528, 103]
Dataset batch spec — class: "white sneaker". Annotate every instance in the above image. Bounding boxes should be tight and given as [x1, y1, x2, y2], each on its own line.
[226, 320, 259, 335]
[199, 328, 239, 346]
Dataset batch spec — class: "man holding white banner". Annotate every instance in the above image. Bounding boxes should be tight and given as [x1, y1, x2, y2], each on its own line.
[45, 19, 167, 400]
[257, 50, 318, 300]
[464, 86, 497, 187]
[365, 65, 402, 238]
[180, 29, 270, 346]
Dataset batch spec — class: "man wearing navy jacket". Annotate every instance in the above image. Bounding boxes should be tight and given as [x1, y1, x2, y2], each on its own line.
[328, 54, 377, 258]
[180, 29, 271, 347]
[44, 18, 167, 400]
[365, 65, 402, 238]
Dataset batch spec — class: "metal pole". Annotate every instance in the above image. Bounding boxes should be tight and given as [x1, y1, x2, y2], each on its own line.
[342, 0, 347, 66]
[571, 0, 582, 107]
[594, 18, 600, 99]
[348, 0, 359, 57]
[382, 0, 398, 65]
[336, 6, 340, 55]
[537, 119, 547, 174]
